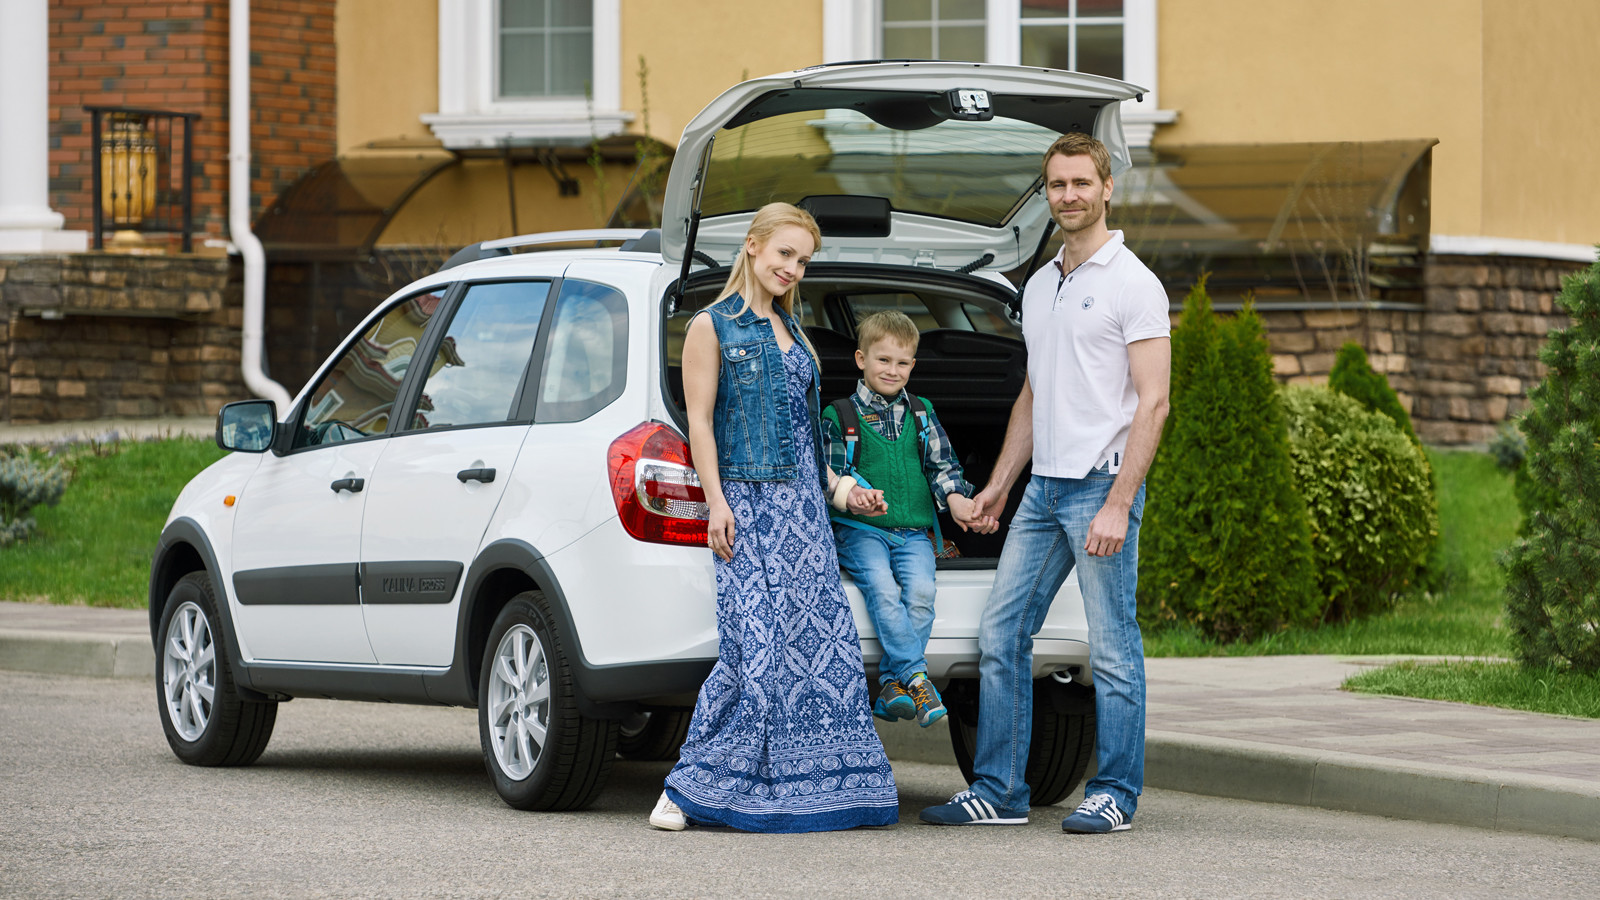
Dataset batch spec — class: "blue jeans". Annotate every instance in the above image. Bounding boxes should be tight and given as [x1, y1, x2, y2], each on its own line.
[833, 524, 937, 687]
[972, 470, 1146, 814]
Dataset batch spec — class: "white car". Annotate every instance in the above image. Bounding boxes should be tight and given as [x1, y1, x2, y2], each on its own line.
[150, 61, 1144, 811]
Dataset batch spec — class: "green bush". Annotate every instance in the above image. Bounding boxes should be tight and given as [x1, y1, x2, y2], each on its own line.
[0, 449, 70, 546]
[1141, 280, 1318, 641]
[1281, 385, 1438, 621]
[1328, 342, 1420, 447]
[1504, 258, 1600, 674]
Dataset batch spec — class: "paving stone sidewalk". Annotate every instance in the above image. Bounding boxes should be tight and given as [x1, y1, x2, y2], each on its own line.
[2, 601, 1596, 840]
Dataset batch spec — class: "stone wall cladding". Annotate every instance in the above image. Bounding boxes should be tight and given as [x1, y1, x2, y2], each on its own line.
[1, 255, 244, 425]
[1255, 253, 1584, 445]
[47, 0, 336, 244]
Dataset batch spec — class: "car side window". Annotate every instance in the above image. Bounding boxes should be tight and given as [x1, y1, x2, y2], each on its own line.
[410, 281, 550, 430]
[536, 279, 628, 424]
[844, 292, 940, 333]
[295, 289, 446, 449]
[962, 301, 1022, 339]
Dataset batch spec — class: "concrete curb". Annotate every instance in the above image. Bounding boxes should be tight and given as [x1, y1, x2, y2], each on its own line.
[0, 629, 155, 680]
[1145, 730, 1600, 843]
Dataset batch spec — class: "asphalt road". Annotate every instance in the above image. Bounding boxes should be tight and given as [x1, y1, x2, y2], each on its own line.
[3, 670, 1598, 900]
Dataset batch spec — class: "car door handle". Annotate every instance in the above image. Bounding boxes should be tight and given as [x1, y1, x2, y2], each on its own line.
[330, 477, 365, 493]
[456, 467, 496, 484]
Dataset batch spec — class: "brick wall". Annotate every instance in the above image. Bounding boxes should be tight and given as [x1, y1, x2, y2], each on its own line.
[47, 0, 336, 244]
[1, 255, 244, 425]
[1258, 254, 1583, 445]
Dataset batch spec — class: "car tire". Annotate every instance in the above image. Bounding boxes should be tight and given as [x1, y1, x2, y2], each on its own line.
[944, 676, 1096, 807]
[616, 709, 692, 761]
[478, 591, 618, 810]
[156, 571, 278, 766]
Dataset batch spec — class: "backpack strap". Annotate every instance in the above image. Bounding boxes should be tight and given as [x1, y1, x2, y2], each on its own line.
[902, 391, 945, 553]
[829, 397, 862, 475]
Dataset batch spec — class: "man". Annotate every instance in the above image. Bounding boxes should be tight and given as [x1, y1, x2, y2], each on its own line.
[919, 132, 1171, 833]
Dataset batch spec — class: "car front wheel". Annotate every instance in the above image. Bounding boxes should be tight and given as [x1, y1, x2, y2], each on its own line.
[156, 571, 277, 766]
[478, 591, 617, 810]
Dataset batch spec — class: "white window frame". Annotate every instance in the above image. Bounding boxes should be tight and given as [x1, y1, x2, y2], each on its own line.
[423, 0, 630, 149]
[823, 0, 1174, 146]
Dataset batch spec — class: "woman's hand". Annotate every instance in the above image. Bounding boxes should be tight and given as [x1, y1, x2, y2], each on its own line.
[707, 499, 736, 562]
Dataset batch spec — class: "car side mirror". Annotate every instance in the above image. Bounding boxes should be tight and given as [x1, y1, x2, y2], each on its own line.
[216, 399, 278, 453]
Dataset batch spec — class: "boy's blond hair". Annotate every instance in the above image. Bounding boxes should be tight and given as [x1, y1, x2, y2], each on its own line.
[856, 310, 919, 355]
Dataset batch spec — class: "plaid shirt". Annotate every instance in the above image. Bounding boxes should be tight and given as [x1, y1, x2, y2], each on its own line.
[822, 380, 974, 512]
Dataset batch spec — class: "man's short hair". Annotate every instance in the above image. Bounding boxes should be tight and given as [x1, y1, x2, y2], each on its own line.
[856, 310, 920, 354]
[1042, 132, 1112, 184]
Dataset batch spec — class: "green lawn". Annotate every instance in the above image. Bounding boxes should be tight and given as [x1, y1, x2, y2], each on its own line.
[0, 438, 225, 608]
[1344, 659, 1600, 719]
[1143, 449, 1517, 658]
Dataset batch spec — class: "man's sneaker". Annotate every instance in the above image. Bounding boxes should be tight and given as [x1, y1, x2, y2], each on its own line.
[1061, 793, 1132, 834]
[649, 791, 687, 831]
[919, 789, 1028, 825]
[873, 680, 915, 721]
[905, 674, 946, 727]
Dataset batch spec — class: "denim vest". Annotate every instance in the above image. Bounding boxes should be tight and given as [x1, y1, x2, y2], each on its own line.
[696, 294, 826, 492]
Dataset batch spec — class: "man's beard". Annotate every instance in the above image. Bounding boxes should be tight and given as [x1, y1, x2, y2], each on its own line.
[1055, 200, 1105, 234]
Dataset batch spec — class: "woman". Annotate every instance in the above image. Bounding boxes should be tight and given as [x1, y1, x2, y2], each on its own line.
[649, 202, 899, 833]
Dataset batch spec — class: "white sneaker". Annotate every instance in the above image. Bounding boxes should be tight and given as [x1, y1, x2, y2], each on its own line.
[649, 791, 686, 831]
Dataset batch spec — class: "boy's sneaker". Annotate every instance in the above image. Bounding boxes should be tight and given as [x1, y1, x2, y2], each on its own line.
[1060, 793, 1132, 834]
[906, 674, 946, 727]
[649, 791, 687, 831]
[919, 789, 1028, 826]
[873, 681, 915, 721]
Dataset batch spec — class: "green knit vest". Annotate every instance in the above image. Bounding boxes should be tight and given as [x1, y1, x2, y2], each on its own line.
[830, 404, 936, 530]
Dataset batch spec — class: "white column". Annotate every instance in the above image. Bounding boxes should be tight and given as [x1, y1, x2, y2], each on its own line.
[0, 0, 87, 253]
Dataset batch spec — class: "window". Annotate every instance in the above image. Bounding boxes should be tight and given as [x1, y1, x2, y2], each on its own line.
[424, 0, 628, 148]
[826, 1, 1170, 145]
[1020, 0, 1124, 79]
[845, 292, 942, 334]
[881, 0, 987, 62]
[411, 281, 551, 430]
[498, 0, 592, 99]
[536, 280, 628, 423]
[297, 291, 446, 448]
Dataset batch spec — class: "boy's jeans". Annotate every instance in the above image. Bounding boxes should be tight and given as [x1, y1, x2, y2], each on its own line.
[833, 524, 937, 687]
[971, 470, 1146, 815]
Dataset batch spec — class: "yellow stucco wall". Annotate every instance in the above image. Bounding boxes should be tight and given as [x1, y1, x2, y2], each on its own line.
[1481, 0, 1600, 245]
[336, 0, 440, 153]
[618, 0, 825, 147]
[1154, 0, 1486, 237]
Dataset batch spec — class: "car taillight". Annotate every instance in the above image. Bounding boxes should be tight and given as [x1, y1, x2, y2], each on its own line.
[607, 421, 709, 546]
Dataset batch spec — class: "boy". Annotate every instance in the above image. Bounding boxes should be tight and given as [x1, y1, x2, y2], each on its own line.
[823, 310, 991, 728]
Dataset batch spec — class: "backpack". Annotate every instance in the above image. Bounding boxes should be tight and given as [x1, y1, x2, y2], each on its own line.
[829, 393, 952, 555]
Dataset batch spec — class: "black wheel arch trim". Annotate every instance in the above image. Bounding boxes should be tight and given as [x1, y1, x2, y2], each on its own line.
[150, 518, 274, 700]
[445, 538, 713, 715]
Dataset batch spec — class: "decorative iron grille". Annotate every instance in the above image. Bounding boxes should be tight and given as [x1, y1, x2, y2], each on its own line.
[86, 106, 199, 252]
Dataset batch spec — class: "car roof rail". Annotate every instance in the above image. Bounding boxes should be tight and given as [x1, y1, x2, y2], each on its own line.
[437, 228, 650, 272]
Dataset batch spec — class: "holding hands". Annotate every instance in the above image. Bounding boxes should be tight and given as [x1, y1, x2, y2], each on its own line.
[846, 485, 888, 516]
[949, 492, 1000, 535]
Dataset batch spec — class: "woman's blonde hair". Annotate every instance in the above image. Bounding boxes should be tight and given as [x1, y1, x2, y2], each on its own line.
[714, 201, 823, 372]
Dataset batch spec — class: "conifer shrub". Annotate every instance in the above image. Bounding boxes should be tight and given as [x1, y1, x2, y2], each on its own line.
[1328, 342, 1420, 447]
[1141, 280, 1318, 641]
[1503, 259, 1600, 674]
[1280, 385, 1438, 621]
[0, 449, 69, 546]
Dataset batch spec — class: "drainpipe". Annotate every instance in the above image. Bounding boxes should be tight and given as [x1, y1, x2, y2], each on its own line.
[229, 0, 292, 415]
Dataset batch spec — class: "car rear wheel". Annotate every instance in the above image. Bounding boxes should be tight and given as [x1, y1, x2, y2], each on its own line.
[479, 591, 617, 810]
[616, 709, 692, 761]
[944, 676, 1096, 807]
[156, 571, 277, 766]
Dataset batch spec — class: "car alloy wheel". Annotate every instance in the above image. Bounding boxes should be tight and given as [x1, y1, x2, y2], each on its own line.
[486, 623, 552, 781]
[162, 599, 216, 742]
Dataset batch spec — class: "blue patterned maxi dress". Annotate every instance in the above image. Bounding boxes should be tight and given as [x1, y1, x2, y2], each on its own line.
[664, 341, 899, 833]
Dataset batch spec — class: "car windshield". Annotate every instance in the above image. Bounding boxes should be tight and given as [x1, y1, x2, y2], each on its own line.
[699, 108, 1060, 227]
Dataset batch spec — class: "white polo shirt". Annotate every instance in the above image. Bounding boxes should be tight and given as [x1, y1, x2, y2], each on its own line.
[1020, 229, 1170, 479]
